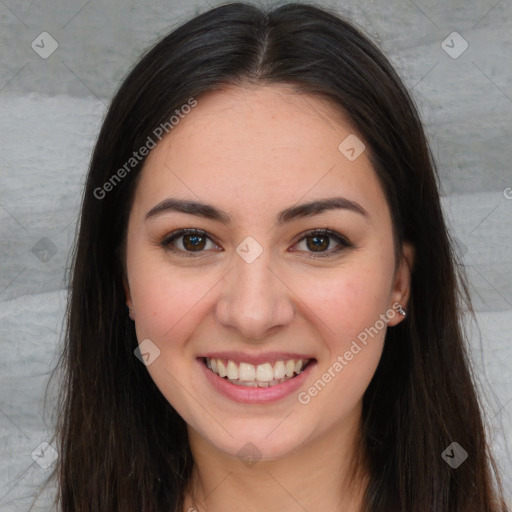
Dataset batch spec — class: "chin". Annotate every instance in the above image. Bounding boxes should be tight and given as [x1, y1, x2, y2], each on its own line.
[200, 421, 312, 462]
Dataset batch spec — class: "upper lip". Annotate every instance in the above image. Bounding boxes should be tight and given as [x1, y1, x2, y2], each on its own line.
[198, 351, 316, 366]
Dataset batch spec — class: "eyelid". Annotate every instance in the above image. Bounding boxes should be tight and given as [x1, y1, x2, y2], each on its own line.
[160, 228, 222, 255]
[291, 228, 353, 258]
[160, 227, 352, 258]
[293, 228, 352, 245]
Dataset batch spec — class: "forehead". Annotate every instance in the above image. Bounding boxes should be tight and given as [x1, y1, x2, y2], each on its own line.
[159, 84, 356, 177]
[133, 84, 388, 222]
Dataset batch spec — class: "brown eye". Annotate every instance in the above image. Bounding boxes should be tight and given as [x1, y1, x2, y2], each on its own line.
[293, 229, 352, 258]
[182, 233, 207, 251]
[306, 234, 330, 252]
[161, 229, 220, 255]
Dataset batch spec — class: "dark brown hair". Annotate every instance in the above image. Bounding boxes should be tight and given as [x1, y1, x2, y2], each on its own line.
[40, 2, 507, 511]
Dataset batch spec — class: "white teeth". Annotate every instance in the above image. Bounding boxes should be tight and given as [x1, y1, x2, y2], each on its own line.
[205, 357, 310, 386]
[239, 362, 256, 381]
[227, 360, 239, 380]
[285, 360, 295, 377]
[256, 363, 274, 382]
[273, 360, 285, 379]
[217, 360, 227, 378]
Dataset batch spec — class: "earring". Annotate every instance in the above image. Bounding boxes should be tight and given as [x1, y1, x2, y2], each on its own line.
[398, 305, 407, 317]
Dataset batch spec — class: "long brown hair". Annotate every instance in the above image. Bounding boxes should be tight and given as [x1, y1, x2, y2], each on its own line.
[41, 2, 507, 511]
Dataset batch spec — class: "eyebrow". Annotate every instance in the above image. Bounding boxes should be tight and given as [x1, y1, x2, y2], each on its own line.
[145, 196, 369, 224]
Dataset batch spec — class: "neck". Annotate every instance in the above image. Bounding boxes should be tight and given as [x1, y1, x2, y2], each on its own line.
[183, 408, 367, 512]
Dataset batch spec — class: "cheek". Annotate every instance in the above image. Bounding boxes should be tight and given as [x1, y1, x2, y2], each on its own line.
[127, 255, 217, 417]
[298, 260, 394, 342]
[292, 251, 393, 406]
[127, 252, 217, 345]
[296, 269, 389, 420]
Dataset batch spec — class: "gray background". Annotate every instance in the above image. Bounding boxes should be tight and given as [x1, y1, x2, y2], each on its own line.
[0, 0, 511, 509]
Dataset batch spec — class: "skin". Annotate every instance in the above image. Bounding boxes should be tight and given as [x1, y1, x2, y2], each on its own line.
[124, 84, 413, 512]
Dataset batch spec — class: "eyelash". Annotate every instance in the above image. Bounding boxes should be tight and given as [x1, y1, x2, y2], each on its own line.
[292, 228, 353, 258]
[160, 228, 352, 259]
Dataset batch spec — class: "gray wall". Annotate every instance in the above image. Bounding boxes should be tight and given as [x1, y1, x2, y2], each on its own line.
[1, 0, 511, 509]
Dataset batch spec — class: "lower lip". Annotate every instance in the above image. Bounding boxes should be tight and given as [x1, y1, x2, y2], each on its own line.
[198, 358, 316, 404]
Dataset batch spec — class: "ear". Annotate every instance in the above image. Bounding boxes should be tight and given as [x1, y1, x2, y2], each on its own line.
[123, 276, 135, 321]
[387, 242, 414, 327]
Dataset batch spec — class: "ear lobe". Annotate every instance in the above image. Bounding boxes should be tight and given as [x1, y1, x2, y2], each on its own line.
[388, 242, 414, 327]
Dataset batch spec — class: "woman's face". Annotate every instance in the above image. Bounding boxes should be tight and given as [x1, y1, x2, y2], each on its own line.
[124, 85, 411, 460]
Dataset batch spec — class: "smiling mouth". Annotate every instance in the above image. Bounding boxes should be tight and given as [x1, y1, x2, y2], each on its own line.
[202, 357, 315, 388]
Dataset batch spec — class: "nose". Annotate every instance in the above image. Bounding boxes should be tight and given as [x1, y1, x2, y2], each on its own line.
[215, 248, 295, 341]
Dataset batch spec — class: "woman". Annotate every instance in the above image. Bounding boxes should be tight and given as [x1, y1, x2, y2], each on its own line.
[45, 2, 507, 511]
